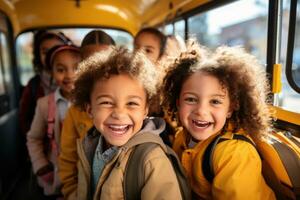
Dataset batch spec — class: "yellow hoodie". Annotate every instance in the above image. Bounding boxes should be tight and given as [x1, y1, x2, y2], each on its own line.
[173, 128, 276, 200]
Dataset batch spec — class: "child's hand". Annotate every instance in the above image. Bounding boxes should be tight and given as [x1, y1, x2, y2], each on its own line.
[36, 164, 54, 184]
[40, 171, 54, 184]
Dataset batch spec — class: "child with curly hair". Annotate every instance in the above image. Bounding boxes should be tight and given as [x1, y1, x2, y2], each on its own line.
[73, 47, 185, 199]
[59, 30, 115, 200]
[162, 41, 276, 199]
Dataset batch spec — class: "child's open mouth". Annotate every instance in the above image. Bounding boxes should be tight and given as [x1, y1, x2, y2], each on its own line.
[63, 80, 74, 87]
[192, 120, 212, 128]
[108, 124, 132, 135]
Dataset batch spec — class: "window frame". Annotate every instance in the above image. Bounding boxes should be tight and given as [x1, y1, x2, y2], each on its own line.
[285, 0, 300, 93]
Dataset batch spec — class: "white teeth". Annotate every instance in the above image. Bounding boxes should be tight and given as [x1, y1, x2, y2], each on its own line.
[108, 124, 131, 135]
[192, 120, 210, 127]
[109, 125, 129, 129]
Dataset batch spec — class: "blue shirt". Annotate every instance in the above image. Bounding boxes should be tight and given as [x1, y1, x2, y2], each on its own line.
[92, 135, 118, 193]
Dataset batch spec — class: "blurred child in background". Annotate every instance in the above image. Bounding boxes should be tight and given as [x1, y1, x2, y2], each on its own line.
[19, 31, 71, 136]
[27, 44, 81, 198]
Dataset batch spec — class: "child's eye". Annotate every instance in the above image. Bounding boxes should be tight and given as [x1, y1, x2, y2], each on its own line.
[211, 99, 222, 105]
[57, 69, 64, 73]
[99, 101, 113, 106]
[184, 97, 197, 104]
[127, 101, 140, 106]
[55, 66, 65, 73]
[145, 48, 153, 54]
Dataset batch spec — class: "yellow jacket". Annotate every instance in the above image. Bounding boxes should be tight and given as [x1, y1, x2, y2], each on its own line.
[173, 128, 276, 200]
[58, 105, 93, 199]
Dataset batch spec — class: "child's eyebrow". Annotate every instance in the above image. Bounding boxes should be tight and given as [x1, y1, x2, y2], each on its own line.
[127, 95, 143, 100]
[54, 63, 67, 67]
[95, 94, 112, 100]
[211, 94, 226, 99]
[95, 95, 143, 100]
[182, 92, 196, 96]
[144, 45, 155, 49]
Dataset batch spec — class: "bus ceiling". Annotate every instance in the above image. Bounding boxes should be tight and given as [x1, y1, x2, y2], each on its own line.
[0, 0, 211, 36]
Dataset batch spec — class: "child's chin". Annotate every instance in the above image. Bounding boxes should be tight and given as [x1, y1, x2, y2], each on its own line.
[106, 137, 130, 147]
[191, 132, 213, 141]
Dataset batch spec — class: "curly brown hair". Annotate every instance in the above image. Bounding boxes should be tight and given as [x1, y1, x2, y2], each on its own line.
[163, 40, 271, 139]
[73, 46, 160, 110]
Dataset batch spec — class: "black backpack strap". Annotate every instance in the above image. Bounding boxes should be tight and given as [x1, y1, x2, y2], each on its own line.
[202, 134, 255, 183]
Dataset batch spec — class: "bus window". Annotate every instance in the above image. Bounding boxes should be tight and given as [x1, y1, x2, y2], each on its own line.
[0, 33, 12, 87]
[291, 1, 300, 87]
[0, 32, 9, 95]
[188, 0, 269, 64]
[174, 20, 185, 39]
[16, 32, 33, 87]
[0, 31, 12, 115]
[163, 23, 174, 35]
[279, 0, 300, 113]
[16, 28, 133, 86]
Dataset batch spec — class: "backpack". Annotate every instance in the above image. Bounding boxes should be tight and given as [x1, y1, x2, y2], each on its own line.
[202, 131, 300, 200]
[123, 132, 191, 200]
[45, 92, 58, 155]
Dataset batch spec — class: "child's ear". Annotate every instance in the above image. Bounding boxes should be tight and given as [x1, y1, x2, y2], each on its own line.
[226, 111, 233, 119]
[86, 104, 93, 119]
[144, 106, 149, 118]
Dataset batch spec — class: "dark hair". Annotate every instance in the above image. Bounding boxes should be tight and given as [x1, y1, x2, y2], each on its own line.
[33, 30, 72, 73]
[134, 27, 167, 59]
[73, 46, 159, 110]
[81, 30, 115, 48]
[45, 44, 80, 71]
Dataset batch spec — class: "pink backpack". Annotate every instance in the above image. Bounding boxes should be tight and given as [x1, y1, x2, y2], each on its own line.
[46, 93, 58, 155]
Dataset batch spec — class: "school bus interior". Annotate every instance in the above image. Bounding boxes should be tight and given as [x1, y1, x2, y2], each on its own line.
[0, 0, 299, 199]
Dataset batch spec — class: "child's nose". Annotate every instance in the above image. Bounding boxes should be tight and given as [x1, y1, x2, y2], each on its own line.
[111, 107, 127, 119]
[66, 69, 75, 78]
[194, 102, 208, 116]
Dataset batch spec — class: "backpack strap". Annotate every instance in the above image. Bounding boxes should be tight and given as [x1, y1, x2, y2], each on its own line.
[47, 93, 58, 155]
[202, 133, 300, 199]
[271, 137, 300, 198]
[123, 132, 168, 150]
[123, 132, 191, 200]
[124, 143, 157, 200]
[165, 145, 191, 200]
[202, 134, 255, 183]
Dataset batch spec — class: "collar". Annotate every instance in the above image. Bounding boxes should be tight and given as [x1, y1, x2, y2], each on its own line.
[54, 88, 69, 103]
[138, 117, 166, 136]
[175, 122, 246, 150]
